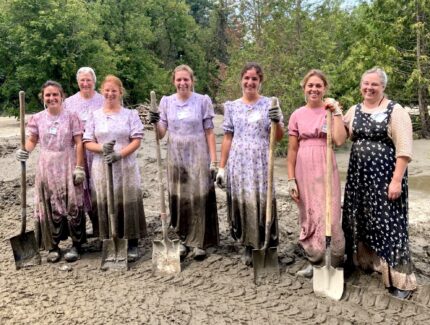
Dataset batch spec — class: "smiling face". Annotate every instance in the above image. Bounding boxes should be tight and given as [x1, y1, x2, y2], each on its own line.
[43, 85, 63, 111]
[304, 75, 326, 105]
[174, 70, 193, 99]
[241, 68, 261, 98]
[102, 81, 122, 107]
[360, 72, 384, 104]
[78, 72, 95, 98]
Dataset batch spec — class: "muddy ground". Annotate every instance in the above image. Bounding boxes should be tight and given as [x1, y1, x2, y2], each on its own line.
[0, 115, 429, 324]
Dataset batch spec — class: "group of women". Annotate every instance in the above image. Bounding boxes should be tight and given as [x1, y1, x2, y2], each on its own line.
[15, 62, 416, 300]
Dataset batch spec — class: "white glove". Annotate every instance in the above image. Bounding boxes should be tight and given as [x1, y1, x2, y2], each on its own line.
[73, 166, 85, 185]
[210, 162, 218, 182]
[16, 149, 29, 161]
[215, 168, 225, 189]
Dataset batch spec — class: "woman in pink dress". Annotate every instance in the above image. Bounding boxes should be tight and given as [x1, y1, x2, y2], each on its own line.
[64, 67, 104, 236]
[287, 69, 346, 277]
[84, 75, 146, 262]
[15, 80, 86, 263]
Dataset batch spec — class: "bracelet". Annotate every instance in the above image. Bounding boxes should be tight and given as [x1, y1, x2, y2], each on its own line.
[75, 166, 84, 170]
[288, 178, 296, 181]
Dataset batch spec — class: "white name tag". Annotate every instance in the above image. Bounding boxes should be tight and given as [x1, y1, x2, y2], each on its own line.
[247, 110, 261, 123]
[177, 108, 191, 120]
[371, 112, 387, 123]
[321, 121, 327, 133]
[49, 127, 57, 135]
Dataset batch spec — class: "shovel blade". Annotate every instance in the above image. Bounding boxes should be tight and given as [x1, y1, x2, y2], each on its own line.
[313, 265, 344, 301]
[100, 237, 128, 271]
[252, 247, 279, 285]
[152, 238, 181, 275]
[10, 231, 41, 270]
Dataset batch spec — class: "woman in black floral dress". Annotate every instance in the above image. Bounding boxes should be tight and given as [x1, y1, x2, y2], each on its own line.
[342, 67, 416, 299]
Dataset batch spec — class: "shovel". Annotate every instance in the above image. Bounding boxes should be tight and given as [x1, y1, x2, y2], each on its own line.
[252, 97, 280, 284]
[150, 91, 181, 275]
[10, 91, 41, 270]
[100, 159, 128, 271]
[313, 109, 344, 300]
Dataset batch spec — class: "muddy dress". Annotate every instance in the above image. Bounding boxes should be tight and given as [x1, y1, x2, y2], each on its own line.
[64, 92, 104, 234]
[222, 97, 283, 249]
[343, 101, 416, 290]
[159, 93, 219, 249]
[288, 106, 345, 265]
[28, 110, 86, 250]
[83, 107, 147, 240]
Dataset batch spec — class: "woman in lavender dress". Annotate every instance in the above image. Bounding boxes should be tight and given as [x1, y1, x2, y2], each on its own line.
[215, 62, 284, 266]
[64, 67, 104, 236]
[287, 69, 346, 278]
[84, 75, 146, 261]
[15, 80, 86, 263]
[149, 64, 219, 260]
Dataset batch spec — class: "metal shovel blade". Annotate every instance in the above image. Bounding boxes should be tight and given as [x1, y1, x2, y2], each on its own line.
[100, 237, 128, 271]
[10, 231, 41, 270]
[252, 247, 280, 284]
[313, 264, 344, 301]
[152, 238, 181, 275]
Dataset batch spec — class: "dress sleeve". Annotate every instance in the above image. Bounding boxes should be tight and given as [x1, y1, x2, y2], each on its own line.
[83, 111, 96, 143]
[26, 114, 39, 137]
[70, 112, 83, 136]
[389, 104, 413, 161]
[202, 95, 215, 130]
[287, 110, 299, 137]
[129, 109, 144, 139]
[159, 96, 168, 129]
[343, 105, 356, 138]
[222, 101, 234, 133]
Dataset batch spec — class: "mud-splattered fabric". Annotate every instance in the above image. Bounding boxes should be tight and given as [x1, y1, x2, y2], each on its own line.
[27, 109, 85, 250]
[222, 96, 283, 249]
[343, 101, 416, 290]
[64, 92, 104, 225]
[83, 107, 147, 240]
[159, 93, 219, 249]
[288, 106, 345, 266]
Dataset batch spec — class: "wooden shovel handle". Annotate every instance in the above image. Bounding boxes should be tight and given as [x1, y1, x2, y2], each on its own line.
[325, 109, 333, 237]
[19, 91, 27, 235]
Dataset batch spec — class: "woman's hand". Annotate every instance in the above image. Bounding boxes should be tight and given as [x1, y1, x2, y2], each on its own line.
[388, 179, 402, 200]
[324, 98, 342, 116]
[287, 178, 300, 202]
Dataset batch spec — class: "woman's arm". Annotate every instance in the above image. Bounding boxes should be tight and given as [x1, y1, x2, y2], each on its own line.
[287, 135, 300, 202]
[205, 128, 217, 163]
[84, 141, 103, 153]
[120, 138, 141, 158]
[219, 132, 233, 168]
[25, 134, 39, 152]
[332, 115, 347, 147]
[388, 156, 409, 201]
[274, 122, 285, 142]
[74, 134, 84, 167]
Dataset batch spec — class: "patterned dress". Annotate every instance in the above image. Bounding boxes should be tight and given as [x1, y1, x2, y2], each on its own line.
[64, 92, 104, 233]
[159, 93, 219, 249]
[223, 97, 283, 249]
[343, 101, 416, 289]
[83, 107, 147, 240]
[27, 109, 85, 250]
[288, 106, 345, 265]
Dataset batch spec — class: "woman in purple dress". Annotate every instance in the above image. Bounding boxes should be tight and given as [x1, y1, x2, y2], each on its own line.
[149, 64, 219, 260]
[84, 75, 147, 262]
[287, 69, 346, 277]
[64, 67, 104, 236]
[216, 62, 284, 266]
[16, 80, 86, 263]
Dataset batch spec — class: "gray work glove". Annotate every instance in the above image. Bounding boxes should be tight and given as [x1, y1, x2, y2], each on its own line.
[102, 140, 116, 156]
[268, 105, 282, 123]
[104, 152, 122, 164]
[149, 111, 160, 124]
[16, 149, 29, 161]
[210, 162, 218, 182]
[215, 168, 225, 189]
[73, 166, 85, 185]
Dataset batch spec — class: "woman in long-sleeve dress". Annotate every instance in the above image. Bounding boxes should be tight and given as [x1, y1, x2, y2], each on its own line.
[215, 62, 285, 266]
[84, 75, 147, 262]
[287, 69, 346, 277]
[64, 67, 104, 236]
[149, 64, 219, 260]
[16, 80, 86, 263]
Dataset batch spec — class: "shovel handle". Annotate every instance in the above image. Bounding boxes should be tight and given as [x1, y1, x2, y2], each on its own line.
[325, 109, 333, 238]
[107, 162, 118, 239]
[263, 97, 279, 249]
[19, 91, 27, 235]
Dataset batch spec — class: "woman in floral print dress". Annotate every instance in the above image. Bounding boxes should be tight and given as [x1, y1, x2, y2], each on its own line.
[15, 80, 86, 263]
[216, 62, 284, 266]
[343, 67, 416, 299]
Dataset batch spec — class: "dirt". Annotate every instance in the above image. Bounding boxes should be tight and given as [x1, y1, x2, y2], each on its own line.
[0, 115, 429, 324]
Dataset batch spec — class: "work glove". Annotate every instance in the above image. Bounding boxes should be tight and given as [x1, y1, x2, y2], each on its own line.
[149, 111, 160, 124]
[104, 152, 122, 164]
[268, 105, 282, 123]
[287, 178, 299, 200]
[210, 162, 218, 182]
[16, 149, 29, 161]
[324, 98, 342, 116]
[73, 166, 85, 185]
[215, 168, 225, 189]
[102, 140, 116, 156]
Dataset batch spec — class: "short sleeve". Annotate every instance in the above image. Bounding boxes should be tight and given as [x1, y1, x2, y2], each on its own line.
[83, 111, 96, 143]
[222, 101, 234, 133]
[159, 96, 168, 129]
[343, 105, 356, 137]
[26, 115, 39, 137]
[70, 112, 83, 136]
[287, 111, 299, 137]
[202, 95, 215, 130]
[129, 109, 144, 139]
